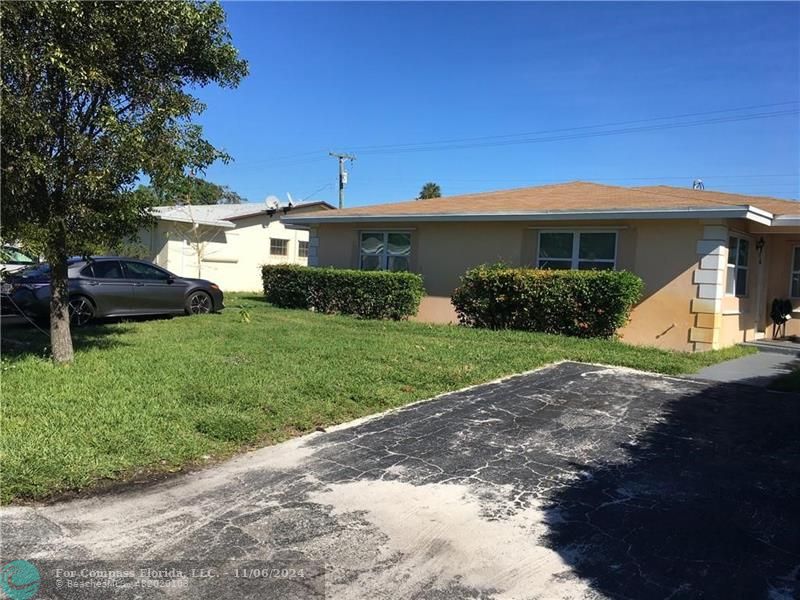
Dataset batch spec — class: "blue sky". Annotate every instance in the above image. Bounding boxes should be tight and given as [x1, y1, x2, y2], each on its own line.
[195, 2, 800, 205]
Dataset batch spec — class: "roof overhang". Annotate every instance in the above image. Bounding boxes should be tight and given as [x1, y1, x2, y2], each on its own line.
[772, 215, 800, 227]
[285, 206, 775, 226]
[154, 215, 236, 229]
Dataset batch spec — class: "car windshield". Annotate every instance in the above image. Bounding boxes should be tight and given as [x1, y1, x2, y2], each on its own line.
[14, 258, 82, 279]
[1, 246, 37, 265]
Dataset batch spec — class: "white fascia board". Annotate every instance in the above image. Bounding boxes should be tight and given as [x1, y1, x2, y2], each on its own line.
[772, 215, 800, 227]
[741, 205, 773, 226]
[156, 215, 236, 229]
[284, 206, 762, 225]
[746, 205, 774, 220]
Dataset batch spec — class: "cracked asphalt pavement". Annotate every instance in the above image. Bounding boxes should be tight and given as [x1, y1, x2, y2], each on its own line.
[2, 362, 799, 599]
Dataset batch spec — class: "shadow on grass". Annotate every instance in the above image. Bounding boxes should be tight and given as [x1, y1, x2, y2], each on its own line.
[541, 382, 800, 598]
[1, 318, 143, 360]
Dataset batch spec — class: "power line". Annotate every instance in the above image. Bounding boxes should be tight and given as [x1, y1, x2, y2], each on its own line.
[347, 101, 800, 152]
[231, 108, 798, 168]
[355, 173, 799, 184]
[231, 100, 799, 168]
[300, 182, 333, 202]
[357, 109, 799, 155]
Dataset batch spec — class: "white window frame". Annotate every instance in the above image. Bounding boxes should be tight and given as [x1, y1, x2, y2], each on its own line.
[298, 240, 309, 258]
[270, 238, 289, 256]
[359, 231, 412, 271]
[790, 245, 800, 298]
[536, 230, 618, 270]
[726, 235, 749, 297]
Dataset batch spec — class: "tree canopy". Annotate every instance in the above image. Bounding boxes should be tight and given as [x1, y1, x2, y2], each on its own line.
[418, 182, 442, 199]
[0, 1, 247, 362]
[135, 176, 247, 206]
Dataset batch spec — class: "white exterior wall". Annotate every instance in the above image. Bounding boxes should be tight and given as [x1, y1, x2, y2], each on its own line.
[142, 214, 311, 292]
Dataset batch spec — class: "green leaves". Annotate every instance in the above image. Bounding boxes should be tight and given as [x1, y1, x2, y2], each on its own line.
[418, 182, 442, 199]
[262, 265, 426, 321]
[0, 0, 248, 255]
[452, 266, 644, 338]
[137, 175, 244, 206]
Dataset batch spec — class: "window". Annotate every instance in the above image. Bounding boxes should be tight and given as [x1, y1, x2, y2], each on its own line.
[298, 240, 309, 258]
[360, 232, 411, 271]
[90, 260, 124, 279]
[726, 236, 749, 297]
[791, 247, 800, 298]
[123, 261, 171, 281]
[537, 231, 616, 270]
[270, 238, 289, 256]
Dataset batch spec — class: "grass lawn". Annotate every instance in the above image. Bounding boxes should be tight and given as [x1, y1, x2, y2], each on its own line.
[1, 293, 754, 504]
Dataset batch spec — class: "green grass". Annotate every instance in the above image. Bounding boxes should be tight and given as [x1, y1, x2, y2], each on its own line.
[0, 294, 754, 504]
[768, 368, 800, 392]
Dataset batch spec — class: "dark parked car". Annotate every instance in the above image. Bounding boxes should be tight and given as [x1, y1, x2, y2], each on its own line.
[2, 257, 224, 326]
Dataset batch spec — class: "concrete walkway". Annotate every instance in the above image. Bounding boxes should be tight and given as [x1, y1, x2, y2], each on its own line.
[693, 349, 798, 387]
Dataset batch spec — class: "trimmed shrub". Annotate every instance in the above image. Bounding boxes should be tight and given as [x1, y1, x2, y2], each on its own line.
[260, 264, 314, 310]
[451, 265, 643, 338]
[261, 264, 424, 320]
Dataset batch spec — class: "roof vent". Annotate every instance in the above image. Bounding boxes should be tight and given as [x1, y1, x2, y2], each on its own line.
[692, 179, 704, 190]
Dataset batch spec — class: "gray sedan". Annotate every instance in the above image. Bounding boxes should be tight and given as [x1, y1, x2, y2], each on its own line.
[4, 257, 224, 325]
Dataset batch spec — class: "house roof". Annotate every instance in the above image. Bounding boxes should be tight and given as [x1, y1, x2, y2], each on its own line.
[631, 186, 800, 217]
[282, 181, 799, 226]
[152, 201, 335, 228]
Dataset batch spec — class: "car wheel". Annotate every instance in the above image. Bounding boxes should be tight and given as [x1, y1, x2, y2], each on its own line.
[69, 295, 95, 327]
[186, 291, 212, 315]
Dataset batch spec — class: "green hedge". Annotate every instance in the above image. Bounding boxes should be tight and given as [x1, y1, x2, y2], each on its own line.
[451, 265, 643, 338]
[261, 264, 424, 320]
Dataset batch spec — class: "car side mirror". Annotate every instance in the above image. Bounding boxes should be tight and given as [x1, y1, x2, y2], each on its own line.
[166, 277, 175, 284]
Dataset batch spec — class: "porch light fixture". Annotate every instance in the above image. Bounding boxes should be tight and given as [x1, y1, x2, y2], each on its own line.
[756, 237, 765, 264]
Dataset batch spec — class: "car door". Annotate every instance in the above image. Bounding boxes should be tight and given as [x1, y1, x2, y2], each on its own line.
[83, 260, 137, 315]
[121, 260, 188, 313]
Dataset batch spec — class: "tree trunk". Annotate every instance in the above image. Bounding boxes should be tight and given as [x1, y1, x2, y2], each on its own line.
[49, 249, 74, 364]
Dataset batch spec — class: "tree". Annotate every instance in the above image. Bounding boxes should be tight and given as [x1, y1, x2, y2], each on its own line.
[1, 1, 247, 363]
[135, 176, 246, 206]
[418, 182, 442, 199]
[220, 187, 247, 205]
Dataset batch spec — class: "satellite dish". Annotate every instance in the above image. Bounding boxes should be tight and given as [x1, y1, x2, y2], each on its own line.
[692, 179, 704, 190]
[265, 195, 281, 210]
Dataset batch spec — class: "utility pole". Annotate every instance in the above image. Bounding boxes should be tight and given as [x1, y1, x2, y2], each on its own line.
[329, 152, 355, 209]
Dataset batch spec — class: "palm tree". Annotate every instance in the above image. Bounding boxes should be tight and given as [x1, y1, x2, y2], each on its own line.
[418, 182, 441, 199]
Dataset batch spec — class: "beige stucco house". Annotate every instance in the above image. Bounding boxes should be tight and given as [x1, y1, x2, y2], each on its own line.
[140, 201, 333, 292]
[284, 182, 800, 352]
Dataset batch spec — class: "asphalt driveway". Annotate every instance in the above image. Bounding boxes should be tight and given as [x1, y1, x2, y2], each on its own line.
[2, 362, 798, 599]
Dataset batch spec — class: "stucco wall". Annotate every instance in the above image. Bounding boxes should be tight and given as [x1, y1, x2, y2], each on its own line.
[718, 220, 759, 346]
[315, 219, 711, 351]
[616, 221, 702, 351]
[711, 223, 800, 343]
[142, 214, 311, 292]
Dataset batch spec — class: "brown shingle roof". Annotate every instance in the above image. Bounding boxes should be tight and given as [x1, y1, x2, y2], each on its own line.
[306, 181, 799, 218]
[632, 185, 800, 216]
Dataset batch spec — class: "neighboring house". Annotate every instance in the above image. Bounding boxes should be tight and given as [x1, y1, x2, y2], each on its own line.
[140, 201, 334, 292]
[284, 181, 800, 352]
